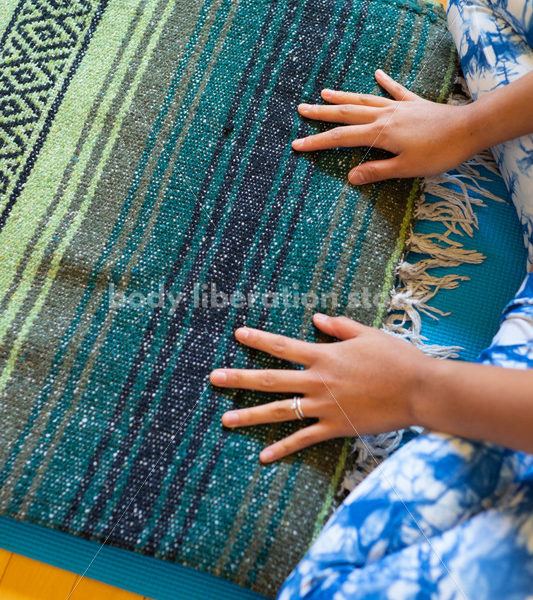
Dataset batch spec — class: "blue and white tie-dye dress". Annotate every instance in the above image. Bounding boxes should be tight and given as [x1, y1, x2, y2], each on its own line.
[277, 0, 533, 597]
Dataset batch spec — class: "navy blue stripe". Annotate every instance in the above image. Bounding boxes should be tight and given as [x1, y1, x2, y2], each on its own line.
[139, 0, 361, 554]
[147, 0, 371, 556]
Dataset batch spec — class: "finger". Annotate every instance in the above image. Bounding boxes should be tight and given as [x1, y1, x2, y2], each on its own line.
[260, 423, 330, 462]
[313, 313, 368, 340]
[222, 397, 324, 428]
[234, 326, 317, 366]
[292, 125, 374, 152]
[375, 69, 419, 102]
[321, 88, 393, 107]
[348, 157, 404, 185]
[298, 103, 378, 125]
[210, 367, 311, 393]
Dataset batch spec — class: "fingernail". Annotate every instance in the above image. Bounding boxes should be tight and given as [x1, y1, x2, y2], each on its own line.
[322, 88, 334, 94]
[350, 171, 365, 184]
[211, 369, 227, 384]
[299, 103, 311, 110]
[236, 327, 249, 340]
[223, 411, 239, 426]
[261, 448, 274, 462]
[314, 313, 329, 323]
[376, 69, 386, 77]
[292, 138, 303, 148]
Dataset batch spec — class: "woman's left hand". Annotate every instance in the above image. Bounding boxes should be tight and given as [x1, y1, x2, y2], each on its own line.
[210, 313, 432, 463]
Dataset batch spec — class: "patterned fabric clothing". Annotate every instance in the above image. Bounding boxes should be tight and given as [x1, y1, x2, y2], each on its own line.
[448, 0, 533, 269]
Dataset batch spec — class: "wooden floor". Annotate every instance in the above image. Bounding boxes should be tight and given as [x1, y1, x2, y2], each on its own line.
[0, 549, 149, 600]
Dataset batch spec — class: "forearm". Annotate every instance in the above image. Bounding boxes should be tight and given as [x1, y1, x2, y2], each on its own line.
[412, 359, 533, 452]
[466, 71, 533, 152]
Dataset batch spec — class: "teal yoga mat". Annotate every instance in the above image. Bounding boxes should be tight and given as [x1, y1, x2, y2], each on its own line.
[0, 516, 267, 600]
[410, 164, 528, 361]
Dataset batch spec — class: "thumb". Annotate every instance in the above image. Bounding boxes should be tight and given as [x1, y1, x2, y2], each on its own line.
[313, 314, 367, 340]
[348, 157, 403, 185]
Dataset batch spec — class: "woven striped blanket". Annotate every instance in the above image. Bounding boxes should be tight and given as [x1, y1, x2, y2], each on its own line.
[0, 0, 456, 596]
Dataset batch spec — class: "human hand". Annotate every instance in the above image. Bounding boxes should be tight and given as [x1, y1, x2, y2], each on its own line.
[292, 69, 481, 185]
[210, 314, 433, 463]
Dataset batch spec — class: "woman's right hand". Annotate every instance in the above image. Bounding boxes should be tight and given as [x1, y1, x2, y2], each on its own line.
[292, 69, 482, 185]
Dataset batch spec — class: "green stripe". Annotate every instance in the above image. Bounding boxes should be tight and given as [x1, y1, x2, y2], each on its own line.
[438, 42, 459, 103]
[0, 0, 21, 41]
[311, 438, 350, 540]
[19, 0, 270, 528]
[0, 0, 173, 484]
[373, 180, 420, 327]
[9, 0, 207, 517]
[0, 0, 164, 431]
[5, 0, 218, 490]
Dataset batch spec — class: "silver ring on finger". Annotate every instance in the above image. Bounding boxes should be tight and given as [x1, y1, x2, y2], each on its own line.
[291, 396, 305, 420]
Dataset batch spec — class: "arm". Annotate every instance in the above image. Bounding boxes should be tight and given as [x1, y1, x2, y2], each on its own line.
[210, 315, 533, 462]
[414, 357, 533, 454]
[291, 69, 533, 185]
[469, 70, 533, 151]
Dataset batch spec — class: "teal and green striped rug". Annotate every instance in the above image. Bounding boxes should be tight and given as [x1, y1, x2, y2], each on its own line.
[0, 0, 456, 596]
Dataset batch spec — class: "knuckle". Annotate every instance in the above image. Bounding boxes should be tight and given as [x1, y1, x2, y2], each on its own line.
[272, 400, 287, 419]
[379, 106, 394, 119]
[367, 120, 380, 135]
[229, 370, 241, 385]
[298, 429, 314, 446]
[339, 104, 353, 116]
[329, 127, 343, 141]
[379, 125, 391, 143]
[261, 370, 277, 388]
[271, 335, 287, 354]
[277, 439, 289, 455]
[364, 164, 377, 178]
[394, 82, 405, 94]
[306, 371, 323, 389]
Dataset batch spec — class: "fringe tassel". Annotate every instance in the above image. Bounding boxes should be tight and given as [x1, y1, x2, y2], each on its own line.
[384, 149, 504, 350]
[339, 83, 506, 493]
[341, 432, 404, 492]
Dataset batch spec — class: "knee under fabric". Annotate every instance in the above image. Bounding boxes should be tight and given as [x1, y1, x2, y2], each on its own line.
[477, 273, 533, 368]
